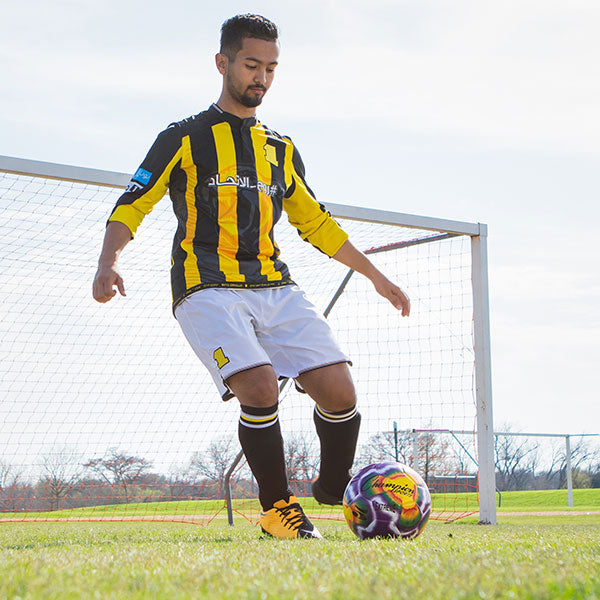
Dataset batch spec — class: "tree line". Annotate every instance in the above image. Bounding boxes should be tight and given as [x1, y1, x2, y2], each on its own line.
[1, 428, 599, 513]
[493, 429, 600, 491]
[0, 434, 318, 513]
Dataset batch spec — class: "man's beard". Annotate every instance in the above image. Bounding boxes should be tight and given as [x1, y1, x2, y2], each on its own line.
[227, 75, 265, 107]
[239, 90, 264, 107]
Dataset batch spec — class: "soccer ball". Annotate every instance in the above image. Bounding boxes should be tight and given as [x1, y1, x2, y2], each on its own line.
[342, 461, 431, 539]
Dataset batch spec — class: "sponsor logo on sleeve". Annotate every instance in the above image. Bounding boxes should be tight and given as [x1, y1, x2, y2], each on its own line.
[133, 167, 152, 185]
[125, 168, 153, 194]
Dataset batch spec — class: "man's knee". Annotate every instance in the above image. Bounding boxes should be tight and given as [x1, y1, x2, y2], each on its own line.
[297, 363, 357, 411]
[227, 365, 279, 407]
[239, 380, 279, 407]
[327, 377, 357, 411]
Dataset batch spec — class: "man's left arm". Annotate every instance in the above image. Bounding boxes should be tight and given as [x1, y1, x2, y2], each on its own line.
[332, 240, 410, 316]
[282, 139, 409, 315]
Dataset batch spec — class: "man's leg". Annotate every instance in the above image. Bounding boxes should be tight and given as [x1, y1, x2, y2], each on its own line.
[295, 362, 361, 504]
[227, 364, 290, 511]
[229, 364, 322, 538]
[175, 290, 321, 538]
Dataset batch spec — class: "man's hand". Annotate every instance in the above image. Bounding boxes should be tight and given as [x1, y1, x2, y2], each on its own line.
[332, 240, 411, 317]
[92, 221, 132, 303]
[93, 264, 126, 303]
[371, 274, 410, 316]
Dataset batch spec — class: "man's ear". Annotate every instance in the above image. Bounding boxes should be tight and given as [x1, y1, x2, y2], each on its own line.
[215, 53, 229, 75]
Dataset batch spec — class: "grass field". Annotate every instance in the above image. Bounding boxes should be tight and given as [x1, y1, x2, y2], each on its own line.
[3, 488, 599, 522]
[2, 488, 600, 599]
[1, 515, 599, 599]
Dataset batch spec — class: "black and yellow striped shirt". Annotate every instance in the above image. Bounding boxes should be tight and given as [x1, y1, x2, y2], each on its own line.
[109, 104, 348, 310]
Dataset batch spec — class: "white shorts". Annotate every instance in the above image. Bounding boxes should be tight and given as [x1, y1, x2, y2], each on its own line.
[175, 285, 350, 400]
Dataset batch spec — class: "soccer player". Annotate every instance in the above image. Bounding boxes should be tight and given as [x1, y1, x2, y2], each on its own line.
[92, 14, 410, 539]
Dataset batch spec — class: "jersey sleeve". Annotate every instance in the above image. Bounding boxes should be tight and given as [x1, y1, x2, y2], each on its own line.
[282, 141, 348, 257]
[108, 126, 183, 237]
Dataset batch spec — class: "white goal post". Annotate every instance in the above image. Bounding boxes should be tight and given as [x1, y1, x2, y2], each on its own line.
[0, 154, 496, 525]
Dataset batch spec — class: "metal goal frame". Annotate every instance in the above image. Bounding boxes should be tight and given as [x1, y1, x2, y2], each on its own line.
[0, 154, 497, 524]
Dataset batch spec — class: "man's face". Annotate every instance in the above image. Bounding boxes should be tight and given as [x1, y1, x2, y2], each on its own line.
[222, 37, 280, 108]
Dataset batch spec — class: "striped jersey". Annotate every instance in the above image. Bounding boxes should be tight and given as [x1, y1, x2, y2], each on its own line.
[108, 104, 348, 310]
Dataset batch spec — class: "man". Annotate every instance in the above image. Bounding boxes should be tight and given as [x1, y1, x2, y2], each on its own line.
[92, 14, 410, 539]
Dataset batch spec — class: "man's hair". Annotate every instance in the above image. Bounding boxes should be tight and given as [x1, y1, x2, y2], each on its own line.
[220, 14, 279, 59]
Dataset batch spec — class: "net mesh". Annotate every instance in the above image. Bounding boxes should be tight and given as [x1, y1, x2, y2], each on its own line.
[0, 170, 479, 524]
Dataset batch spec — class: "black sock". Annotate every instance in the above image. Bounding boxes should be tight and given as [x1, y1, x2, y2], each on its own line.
[238, 403, 290, 511]
[313, 404, 361, 496]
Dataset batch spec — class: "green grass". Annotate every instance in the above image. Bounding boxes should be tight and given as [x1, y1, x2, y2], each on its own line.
[1, 517, 599, 599]
[3, 488, 599, 522]
[0, 499, 229, 521]
[495, 488, 600, 511]
[429, 488, 600, 514]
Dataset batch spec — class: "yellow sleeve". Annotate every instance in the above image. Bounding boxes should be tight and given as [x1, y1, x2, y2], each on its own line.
[108, 127, 183, 237]
[282, 140, 348, 257]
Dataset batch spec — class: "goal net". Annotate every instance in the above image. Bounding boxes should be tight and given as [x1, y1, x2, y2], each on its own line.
[0, 157, 494, 526]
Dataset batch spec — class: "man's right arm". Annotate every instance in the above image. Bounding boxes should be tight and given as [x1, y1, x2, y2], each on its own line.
[93, 125, 183, 304]
[92, 221, 133, 303]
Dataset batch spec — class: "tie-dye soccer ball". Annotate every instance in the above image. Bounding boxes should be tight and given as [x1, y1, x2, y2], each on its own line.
[343, 461, 431, 539]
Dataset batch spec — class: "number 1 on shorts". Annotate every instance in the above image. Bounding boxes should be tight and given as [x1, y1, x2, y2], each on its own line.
[213, 347, 230, 369]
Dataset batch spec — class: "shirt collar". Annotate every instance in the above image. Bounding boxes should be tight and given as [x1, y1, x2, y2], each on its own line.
[209, 103, 258, 127]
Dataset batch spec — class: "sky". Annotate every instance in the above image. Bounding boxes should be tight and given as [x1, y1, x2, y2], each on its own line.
[1, 0, 599, 438]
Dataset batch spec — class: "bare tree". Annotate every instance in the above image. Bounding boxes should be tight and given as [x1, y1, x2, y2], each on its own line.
[165, 463, 194, 500]
[494, 428, 540, 491]
[0, 460, 25, 512]
[0, 460, 21, 489]
[38, 447, 83, 511]
[285, 432, 319, 484]
[416, 432, 456, 484]
[356, 429, 460, 490]
[356, 429, 458, 487]
[83, 448, 152, 502]
[546, 437, 600, 489]
[186, 436, 239, 498]
[357, 430, 413, 468]
[590, 457, 600, 488]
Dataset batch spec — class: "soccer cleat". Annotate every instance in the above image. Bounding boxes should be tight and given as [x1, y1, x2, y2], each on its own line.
[311, 477, 345, 506]
[259, 496, 322, 539]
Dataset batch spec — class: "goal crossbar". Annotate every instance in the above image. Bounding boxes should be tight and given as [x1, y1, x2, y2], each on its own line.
[0, 155, 483, 236]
